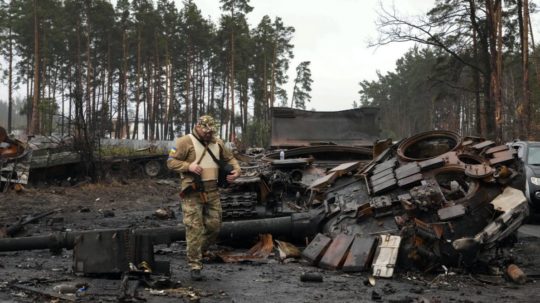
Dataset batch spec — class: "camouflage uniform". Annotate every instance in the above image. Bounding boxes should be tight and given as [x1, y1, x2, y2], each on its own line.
[167, 116, 240, 271]
[180, 185, 221, 270]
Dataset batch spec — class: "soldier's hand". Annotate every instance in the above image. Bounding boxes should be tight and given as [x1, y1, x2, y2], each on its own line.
[189, 162, 203, 175]
[227, 170, 240, 183]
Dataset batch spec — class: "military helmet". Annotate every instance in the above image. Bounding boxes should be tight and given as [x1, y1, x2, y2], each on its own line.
[197, 115, 217, 133]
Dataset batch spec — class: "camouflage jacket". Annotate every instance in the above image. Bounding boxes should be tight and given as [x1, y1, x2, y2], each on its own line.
[166, 129, 240, 192]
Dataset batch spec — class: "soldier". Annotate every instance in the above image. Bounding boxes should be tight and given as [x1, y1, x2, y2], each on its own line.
[167, 115, 241, 281]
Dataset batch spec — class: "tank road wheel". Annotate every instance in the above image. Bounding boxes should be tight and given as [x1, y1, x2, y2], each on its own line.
[144, 160, 161, 177]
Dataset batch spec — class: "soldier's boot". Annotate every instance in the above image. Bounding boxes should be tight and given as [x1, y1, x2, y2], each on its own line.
[190, 269, 203, 281]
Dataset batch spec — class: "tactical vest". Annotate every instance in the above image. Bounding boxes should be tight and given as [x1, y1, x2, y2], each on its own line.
[189, 134, 219, 181]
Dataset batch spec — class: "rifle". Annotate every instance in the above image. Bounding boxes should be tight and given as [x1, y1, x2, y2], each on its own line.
[186, 147, 208, 203]
[206, 146, 233, 188]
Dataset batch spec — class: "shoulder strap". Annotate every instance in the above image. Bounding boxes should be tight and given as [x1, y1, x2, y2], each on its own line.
[189, 134, 208, 165]
[191, 133, 221, 164]
[206, 145, 221, 164]
[191, 133, 205, 146]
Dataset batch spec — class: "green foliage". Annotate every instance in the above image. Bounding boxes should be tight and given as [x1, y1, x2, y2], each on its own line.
[0, 0, 299, 146]
[244, 118, 270, 148]
[38, 97, 58, 135]
[291, 61, 312, 109]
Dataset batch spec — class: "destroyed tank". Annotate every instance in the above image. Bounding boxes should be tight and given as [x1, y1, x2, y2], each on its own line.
[220, 107, 380, 219]
[302, 130, 529, 276]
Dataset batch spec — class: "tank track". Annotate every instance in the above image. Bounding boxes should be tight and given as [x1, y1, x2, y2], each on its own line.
[220, 191, 258, 219]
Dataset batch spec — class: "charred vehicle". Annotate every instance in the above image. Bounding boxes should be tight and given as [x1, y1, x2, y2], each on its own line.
[303, 130, 529, 276]
[220, 107, 380, 219]
[0, 126, 31, 191]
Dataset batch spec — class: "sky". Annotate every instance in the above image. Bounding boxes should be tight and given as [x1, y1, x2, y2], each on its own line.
[196, 0, 435, 111]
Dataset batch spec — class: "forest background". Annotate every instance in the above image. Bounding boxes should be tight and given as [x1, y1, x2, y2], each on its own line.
[0, 0, 539, 147]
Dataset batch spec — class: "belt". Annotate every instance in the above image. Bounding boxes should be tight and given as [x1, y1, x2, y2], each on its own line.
[202, 180, 218, 190]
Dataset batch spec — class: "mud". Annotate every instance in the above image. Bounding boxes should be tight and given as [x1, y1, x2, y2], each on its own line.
[1, 178, 540, 302]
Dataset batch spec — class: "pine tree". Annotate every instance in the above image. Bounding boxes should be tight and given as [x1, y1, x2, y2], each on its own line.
[290, 61, 312, 109]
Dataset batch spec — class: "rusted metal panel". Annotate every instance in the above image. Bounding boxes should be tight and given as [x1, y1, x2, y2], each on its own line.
[329, 161, 361, 177]
[302, 233, 332, 264]
[462, 139, 474, 146]
[440, 151, 461, 165]
[418, 157, 445, 171]
[397, 130, 461, 161]
[372, 234, 401, 278]
[342, 236, 378, 272]
[373, 143, 392, 163]
[370, 173, 396, 188]
[472, 140, 495, 150]
[218, 234, 274, 263]
[356, 202, 374, 220]
[438, 204, 467, 221]
[464, 164, 494, 178]
[395, 162, 420, 179]
[319, 234, 354, 270]
[270, 158, 312, 168]
[372, 178, 398, 194]
[370, 168, 394, 184]
[270, 107, 380, 148]
[397, 173, 423, 188]
[489, 150, 515, 165]
[372, 157, 397, 174]
[486, 145, 509, 155]
[309, 172, 337, 190]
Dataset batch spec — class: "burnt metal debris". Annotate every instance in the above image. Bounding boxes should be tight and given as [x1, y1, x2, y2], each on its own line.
[270, 107, 380, 148]
[215, 107, 377, 220]
[0, 126, 31, 190]
[304, 130, 529, 276]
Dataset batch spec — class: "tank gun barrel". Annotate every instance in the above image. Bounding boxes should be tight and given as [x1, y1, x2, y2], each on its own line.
[0, 211, 321, 252]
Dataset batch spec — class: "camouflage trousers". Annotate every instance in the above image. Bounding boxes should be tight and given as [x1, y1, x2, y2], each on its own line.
[180, 187, 222, 270]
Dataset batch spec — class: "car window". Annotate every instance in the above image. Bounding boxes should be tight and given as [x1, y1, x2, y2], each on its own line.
[527, 146, 540, 165]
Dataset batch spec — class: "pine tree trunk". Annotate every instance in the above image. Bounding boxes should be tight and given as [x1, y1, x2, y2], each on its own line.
[8, 24, 13, 133]
[185, 42, 192, 135]
[486, 0, 503, 140]
[468, 0, 482, 135]
[133, 31, 142, 139]
[107, 38, 113, 138]
[86, 20, 92, 132]
[230, 31, 235, 142]
[521, 0, 531, 139]
[30, 0, 40, 135]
